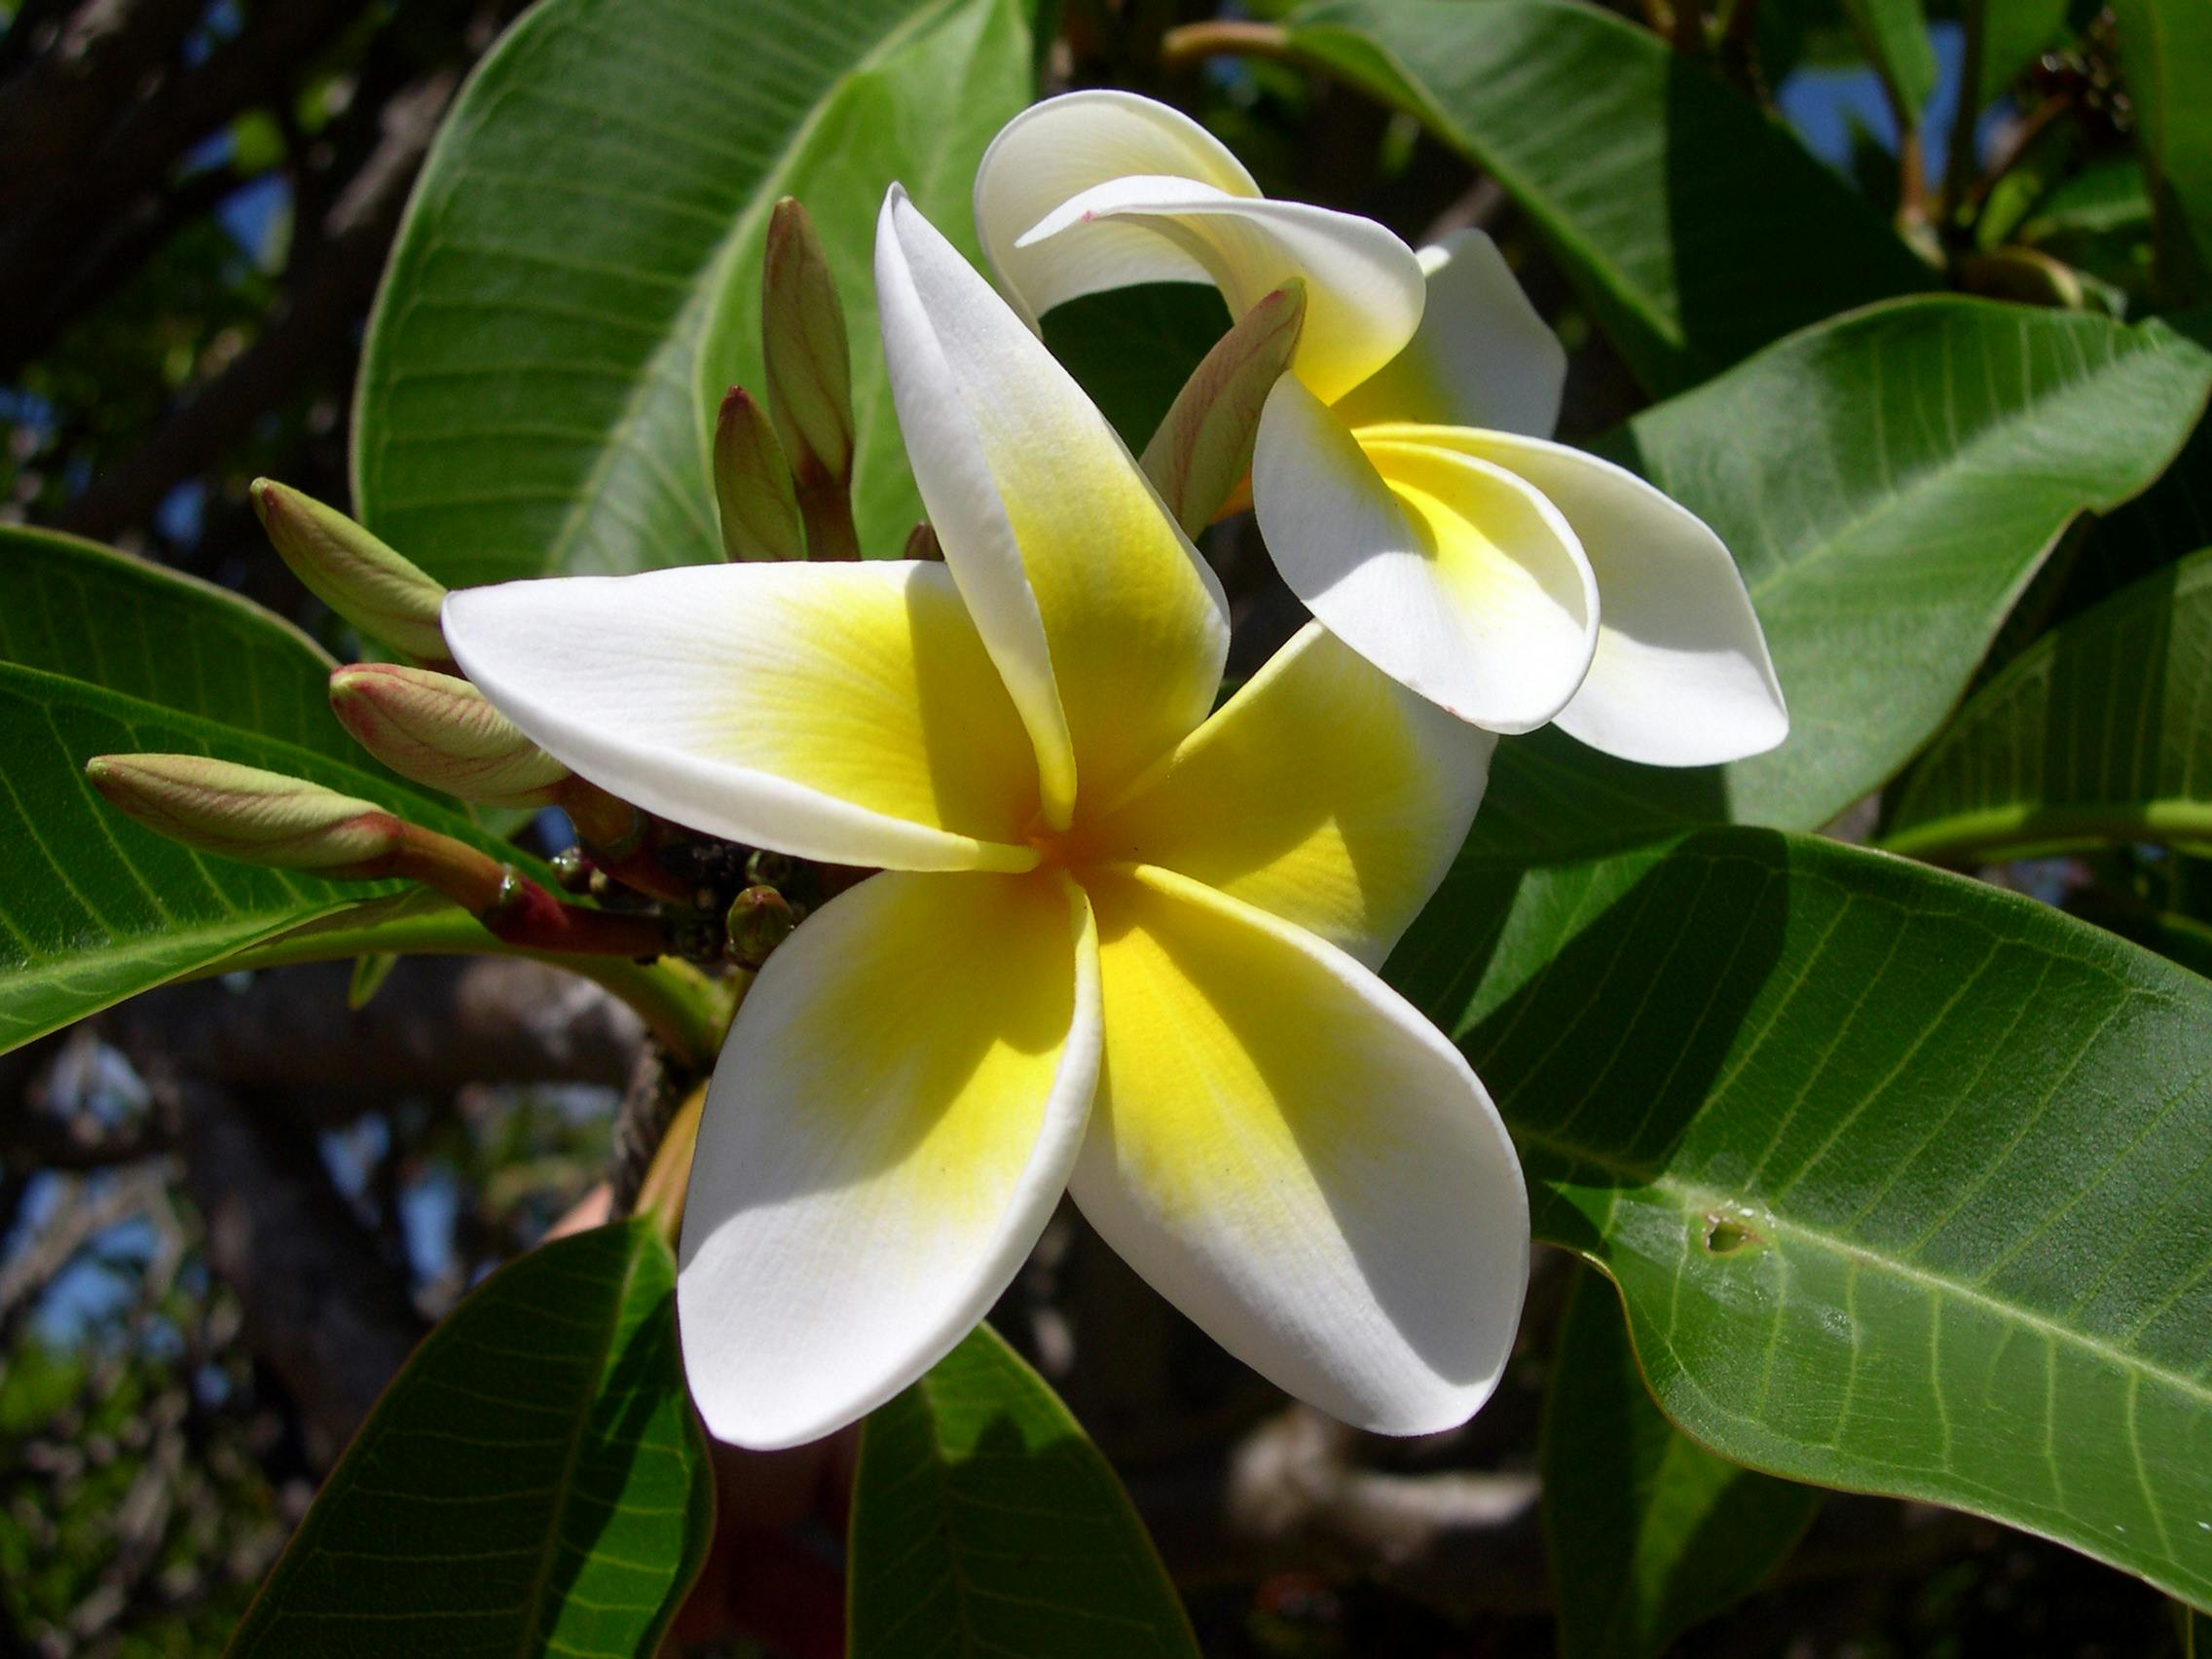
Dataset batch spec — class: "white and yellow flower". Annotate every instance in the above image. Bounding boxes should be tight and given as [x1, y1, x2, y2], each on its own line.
[975, 90, 1789, 765]
[441, 190, 1528, 1450]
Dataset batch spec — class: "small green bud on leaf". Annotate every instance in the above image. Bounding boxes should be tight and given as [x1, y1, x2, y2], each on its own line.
[762, 197, 856, 490]
[725, 883, 796, 968]
[713, 387, 807, 562]
[1140, 279, 1308, 536]
[249, 478, 449, 662]
[84, 754, 404, 872]
[328, 662, 571, 807]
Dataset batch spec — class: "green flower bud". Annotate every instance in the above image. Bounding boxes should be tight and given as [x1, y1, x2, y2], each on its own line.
[248, 479, 450, 662]
[84, 755, 404, 872]
[328, 663, 571, 807]
[761, 197, 856, 491]
[1140, 278, 1307, 536]
[724, 883, 796, 968]
[713, 387, 807, 562]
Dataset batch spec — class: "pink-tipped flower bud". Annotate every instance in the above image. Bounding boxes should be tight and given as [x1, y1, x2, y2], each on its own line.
[249, 479, 450, 662]
[1140, 279, 1307, 535]
[328, 663, 571, 807]
[84, 755, 403, 872]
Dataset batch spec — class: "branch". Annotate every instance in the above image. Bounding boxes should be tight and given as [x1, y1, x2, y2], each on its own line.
[59, 68, 455, 540]
[100, 955, 647, 1122]
[0, 0, 203, 216]
[165, 1074, 425, 1465]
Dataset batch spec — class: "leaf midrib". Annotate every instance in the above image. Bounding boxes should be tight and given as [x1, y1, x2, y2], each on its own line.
[511, 1223, 640, 1658]
[1516, 1124, 2212, 1412]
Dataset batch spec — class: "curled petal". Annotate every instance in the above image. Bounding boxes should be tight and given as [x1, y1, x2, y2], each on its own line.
[1016, 175, 1424, 407]
[680, 869, 1099, 1449]
[1072, 866, 1528, 1435]
[1253, 381, 1599, 732]
[876, 187, 1228, 823]
[443, 561, 1039, 871]
[1367, 426, 1788, 764]
[975, 88, 1261, 326]
[1080, 624, 1493, 967]
[1333, 228, 1567, 439]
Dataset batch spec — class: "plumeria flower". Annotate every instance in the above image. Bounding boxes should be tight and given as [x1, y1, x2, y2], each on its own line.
[441, 189, 1529, 1450]
[975, 91, 1788, 765]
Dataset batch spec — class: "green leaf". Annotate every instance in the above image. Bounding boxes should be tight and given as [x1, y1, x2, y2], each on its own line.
[228, 1218, 711, 1658]
[1282, 0, 1933, 394]
[1468, 299, 2212, 862]
[1977, 0, 2073, 108]
[1543, 1269, 1822, 1659]
[0, 666, 535, 1054]
[2113, 0, 2212, 301]
[1042, 283, 1233, 456]
[1883, 546, 2212, 861]
[1840, 0, 1936, 118]
[850, 1322, 1198, 1658]
[353, 0, 1031, 586]
[1387, 827, 2212, 1610]
[0, 525, 350, 764]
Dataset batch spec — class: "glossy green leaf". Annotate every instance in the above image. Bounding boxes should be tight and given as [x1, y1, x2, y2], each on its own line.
[229, 1218, 711, 1658]
[2114, 0, 2212, 301]
[353, 0, 1030, 586]
[1386, 827, 2212, 1609]
[1468, 299, 2212, 862]
[850, 1322, 1198, 1658]
[1543, 1269, 1822, 1659]
[0, 665, 534, 1054]
[1884, 546, 2212, 861]
[1283, 0, 1933, 393]
[0, 525, 350, 763]
[1841, 0, 1936, 118]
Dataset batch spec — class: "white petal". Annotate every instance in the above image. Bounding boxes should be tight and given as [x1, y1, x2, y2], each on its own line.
[876, 187, 1230, 823]
[975, 89, 1261, 327]
[1079, 624, 1494, 968]
[1333, 228, 1567, 439]
[1071, 866, 1528, 1435]
[1253, 380, 1599, 731]
[442, 562, 1038, 871]
[679, 869, 1099, 1449]
[1369, 427, 1789, 764]
[1016, 175, 1425, 406]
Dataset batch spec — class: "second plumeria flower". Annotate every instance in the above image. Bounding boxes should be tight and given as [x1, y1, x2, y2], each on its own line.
[975, 91, 1788, 765]
[440, 189, 1528, 1450]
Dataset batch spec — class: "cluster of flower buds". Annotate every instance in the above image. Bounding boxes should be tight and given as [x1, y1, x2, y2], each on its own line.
[82, 201, 1313, 986]
[714, 199, 862, 563]
[92, 477, 835, 973]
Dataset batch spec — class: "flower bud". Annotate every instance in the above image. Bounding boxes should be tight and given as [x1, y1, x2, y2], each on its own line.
[713, 387, 807, 562]
[248, 479, 449, 662]
[328, 663, 571, 807]
[84, 755, 403, 872]
[900, 520, 942, 562]
[724, 884, 796, 968]
[761, 197, 855, 491]
[1140, 279, 1307, 536]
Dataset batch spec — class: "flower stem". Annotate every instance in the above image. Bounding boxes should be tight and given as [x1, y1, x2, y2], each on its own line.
[207, 903, 734, 1069]
[1158, 18, 1289, 72]
[1879, 800, 2212, 866]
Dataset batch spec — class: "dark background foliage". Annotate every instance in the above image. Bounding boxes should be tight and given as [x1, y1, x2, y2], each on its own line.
[0, 0, 2198, 1654]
